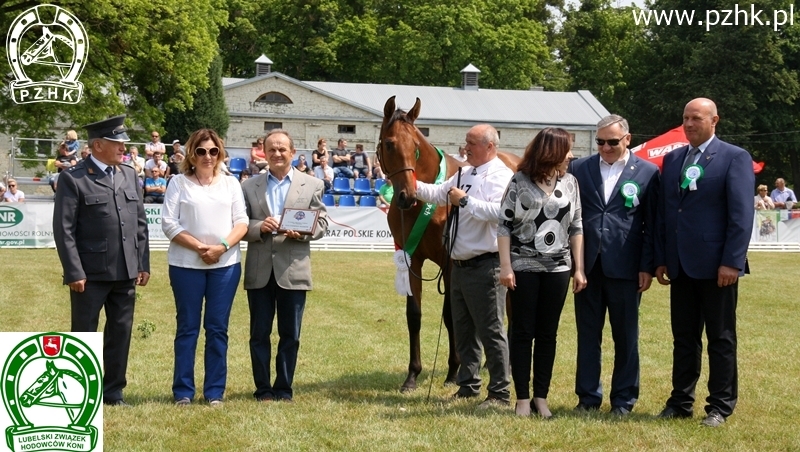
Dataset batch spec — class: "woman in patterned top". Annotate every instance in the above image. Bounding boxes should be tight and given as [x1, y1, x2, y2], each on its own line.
[498, 127, 587, 418]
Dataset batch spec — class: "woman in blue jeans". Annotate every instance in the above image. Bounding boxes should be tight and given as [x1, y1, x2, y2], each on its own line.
[161, 128, 248, 406]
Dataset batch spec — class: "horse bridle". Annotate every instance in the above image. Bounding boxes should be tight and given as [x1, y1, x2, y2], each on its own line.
[376, 136, 420, 181]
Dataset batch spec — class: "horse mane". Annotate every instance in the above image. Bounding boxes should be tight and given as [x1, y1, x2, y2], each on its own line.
[387, 109, 414, 128]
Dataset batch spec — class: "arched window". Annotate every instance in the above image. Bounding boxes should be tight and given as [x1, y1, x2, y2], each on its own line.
[255, 92, 292, 104]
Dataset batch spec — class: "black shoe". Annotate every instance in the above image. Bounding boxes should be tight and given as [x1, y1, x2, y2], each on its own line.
[657, 406, 692, 419]
[104, 399, 130, 407]
[610, 406, 631, 416]
[574, 402, 600, 412]
[701, 411, 726, 427]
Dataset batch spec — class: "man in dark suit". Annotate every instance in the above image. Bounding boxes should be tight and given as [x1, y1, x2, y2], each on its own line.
[655, 98, 754, 427]
[241, 129, 328, 402]
[53, 115, 150, 406]
[568, 115, 660, 416]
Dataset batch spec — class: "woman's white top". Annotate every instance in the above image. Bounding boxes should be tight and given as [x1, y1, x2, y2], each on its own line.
[162, 174, 248, 269]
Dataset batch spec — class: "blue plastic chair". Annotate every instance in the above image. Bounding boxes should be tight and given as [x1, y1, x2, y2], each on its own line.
[322, 193, 335, 207]
[229, 158, 247, 179]
[338, 194, 356, 207]
[353, 177, 372, 195]
[373, 178, 387, 195]
[359, 195, 377, 207]
[331, 177, 352, 194]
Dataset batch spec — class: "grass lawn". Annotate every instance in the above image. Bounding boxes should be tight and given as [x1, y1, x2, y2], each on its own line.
[1, 249, 798, 451]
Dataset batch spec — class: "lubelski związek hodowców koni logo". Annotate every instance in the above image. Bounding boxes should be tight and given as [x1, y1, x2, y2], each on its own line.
[6, 4, 89, 105]
[2, 333, 102, 452]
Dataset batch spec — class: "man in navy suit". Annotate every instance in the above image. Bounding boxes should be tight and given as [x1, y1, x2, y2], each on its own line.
[655, 98, 754, 427]
[568, 115, 660, 416]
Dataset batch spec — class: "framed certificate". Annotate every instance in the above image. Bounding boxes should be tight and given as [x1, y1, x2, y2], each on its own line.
[278, 208, 319, 235]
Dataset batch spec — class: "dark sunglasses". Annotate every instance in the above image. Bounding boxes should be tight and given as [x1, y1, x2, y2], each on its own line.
[8, 185, 16, 187]
[595, 137, 624, 146]
[195, 147, 220, 157]
[152, 135, 159, 138]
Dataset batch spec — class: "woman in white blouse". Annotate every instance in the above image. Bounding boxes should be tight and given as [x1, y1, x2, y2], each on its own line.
[161, 128, 248, 406]
[754, 184, 775, 210]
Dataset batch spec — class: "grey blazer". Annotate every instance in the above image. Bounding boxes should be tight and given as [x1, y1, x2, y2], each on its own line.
[241, 169, 328, 290]
[53, 158, 150, 284]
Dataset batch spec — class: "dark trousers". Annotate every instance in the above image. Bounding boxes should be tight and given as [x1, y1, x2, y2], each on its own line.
[70, 279, 136, 402]
[247, 271, 307, 400]
[574, 261, 640, 410]
[450, 261, 510, 400]
[509, 270, 570, 400]
[667, 267, 738, 417]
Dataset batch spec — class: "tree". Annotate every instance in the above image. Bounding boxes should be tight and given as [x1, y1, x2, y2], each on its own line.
[560, 0, 646, 117]
[0, 0, 225, 140]
[163, 55, 230, 142]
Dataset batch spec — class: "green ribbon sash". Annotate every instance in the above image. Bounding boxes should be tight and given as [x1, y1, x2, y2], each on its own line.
[403, 147, 447, 257]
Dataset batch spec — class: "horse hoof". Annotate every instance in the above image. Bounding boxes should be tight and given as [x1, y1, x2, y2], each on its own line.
[443, 379, 458, 387]
[400, 385, 416, 393]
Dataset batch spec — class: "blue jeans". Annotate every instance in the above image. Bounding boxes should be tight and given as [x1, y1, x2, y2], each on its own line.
[169, 264, 241, 401]
[247, 271, 306, 400]
[333, 166, 354, 179]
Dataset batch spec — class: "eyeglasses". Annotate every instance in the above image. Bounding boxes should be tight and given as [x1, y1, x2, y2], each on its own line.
[195, 147, 220, 157]
[9, 185, 16, 187]
[595, 137, 625, 146]
[152, 135, 159, 138]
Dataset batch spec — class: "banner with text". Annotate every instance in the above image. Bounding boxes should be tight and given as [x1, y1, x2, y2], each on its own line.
[1, 203, 394, 248]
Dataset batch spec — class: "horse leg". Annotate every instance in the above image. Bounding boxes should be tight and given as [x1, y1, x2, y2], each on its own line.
[442, 267, 459, 385]
[402, 294, 422, 392]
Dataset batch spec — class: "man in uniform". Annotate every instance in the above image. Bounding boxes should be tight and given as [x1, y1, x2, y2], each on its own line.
[53, 115, 150, 406]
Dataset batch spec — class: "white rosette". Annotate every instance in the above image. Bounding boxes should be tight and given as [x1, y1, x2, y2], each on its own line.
[393, 250, 412, 296]
[681, 164, 704, 191]
[620, 181, 640, 208]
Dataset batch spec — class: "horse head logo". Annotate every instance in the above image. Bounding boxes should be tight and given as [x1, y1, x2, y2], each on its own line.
[5, 4, 89, 104]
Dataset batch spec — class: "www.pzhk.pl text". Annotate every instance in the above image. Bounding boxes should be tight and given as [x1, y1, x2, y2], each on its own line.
[633, 5, 795, 31]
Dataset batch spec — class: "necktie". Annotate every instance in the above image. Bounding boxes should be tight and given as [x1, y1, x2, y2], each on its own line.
[105, 166, 114, 183]
[681, 147, 700, 176]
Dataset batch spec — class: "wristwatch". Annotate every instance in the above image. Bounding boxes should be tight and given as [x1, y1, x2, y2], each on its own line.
[459, 196, 469, 208]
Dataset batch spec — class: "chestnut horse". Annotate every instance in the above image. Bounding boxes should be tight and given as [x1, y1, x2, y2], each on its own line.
[378, 96, 520, 392]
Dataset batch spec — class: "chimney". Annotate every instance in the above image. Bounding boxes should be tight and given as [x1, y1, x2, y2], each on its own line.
[529, 86, 544, 91]
[460, 64, 481, 90]
[255, 54, 273, 76]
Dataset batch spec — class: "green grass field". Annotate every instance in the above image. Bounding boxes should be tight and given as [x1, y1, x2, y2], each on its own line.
[1, 250, 798, 451]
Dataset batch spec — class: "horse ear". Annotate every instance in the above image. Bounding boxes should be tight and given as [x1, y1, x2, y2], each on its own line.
[383, 96, 396, 119]
[407, 97, 421, 122]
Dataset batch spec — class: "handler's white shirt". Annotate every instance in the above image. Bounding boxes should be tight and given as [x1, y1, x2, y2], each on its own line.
[416, 157, 512, 261]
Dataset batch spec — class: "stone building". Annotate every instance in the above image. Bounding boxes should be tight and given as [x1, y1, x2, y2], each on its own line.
[223, 56, 610, 157]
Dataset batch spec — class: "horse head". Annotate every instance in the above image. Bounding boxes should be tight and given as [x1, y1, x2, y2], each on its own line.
[378, 96, 438, 210]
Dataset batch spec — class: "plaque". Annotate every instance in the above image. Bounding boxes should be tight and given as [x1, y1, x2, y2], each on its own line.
[278, 208, 319, 235]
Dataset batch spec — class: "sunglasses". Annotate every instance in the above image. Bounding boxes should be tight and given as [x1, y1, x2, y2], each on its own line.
[195, 147, 220, 157]
[152, 135, 159, 138]
[9, 185, 17, 187]
[595, 137, 624, 146]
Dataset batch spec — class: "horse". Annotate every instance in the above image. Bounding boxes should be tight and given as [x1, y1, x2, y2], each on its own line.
[377, 95, 520, 392]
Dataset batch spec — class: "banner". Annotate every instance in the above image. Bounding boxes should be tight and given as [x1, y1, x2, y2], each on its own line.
[2, 203, 393, 248]
[751, 209, 800, 243]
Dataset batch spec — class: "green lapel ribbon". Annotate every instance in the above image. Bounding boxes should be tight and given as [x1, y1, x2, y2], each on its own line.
[403, 147, 447, 257]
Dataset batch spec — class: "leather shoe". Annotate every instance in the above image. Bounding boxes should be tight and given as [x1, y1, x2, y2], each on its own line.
[610, 406, 631, 416]
[657, 406, 692, 419]
[574, 403, 600, 412]
[104, 399, 130, 407]
[701, 411, 726, 427]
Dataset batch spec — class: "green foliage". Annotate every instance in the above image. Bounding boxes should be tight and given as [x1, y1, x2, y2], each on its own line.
[136, 319, 157, 339]
[163, 55, 230, 141]
[0, 0, 225, 137]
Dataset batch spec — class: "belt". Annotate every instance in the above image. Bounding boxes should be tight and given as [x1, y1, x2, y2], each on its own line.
[453, 252, 499, 268]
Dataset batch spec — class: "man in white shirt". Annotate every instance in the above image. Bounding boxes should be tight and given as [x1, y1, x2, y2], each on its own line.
[770, 178, 797, 209]
[144, 150, 168, 178]
[415, 124, 513, 408]
[3, 178, 25, 202]
[314, 155, 334, 191]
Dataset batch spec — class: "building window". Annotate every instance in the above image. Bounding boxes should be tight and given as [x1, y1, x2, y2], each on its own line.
[338, 125, 356, 134]
[255, 92, 292, 104]
[264, 122, 282, 131]
[497, 130, 501, 139]
[570, 133, 576, 143]
[418, 127, 429, 137]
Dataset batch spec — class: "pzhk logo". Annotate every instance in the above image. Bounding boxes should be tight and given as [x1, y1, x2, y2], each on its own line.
[2, 333, 102, 452]
[0, 206, 24, 229]
[6, 5, 89, 105]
